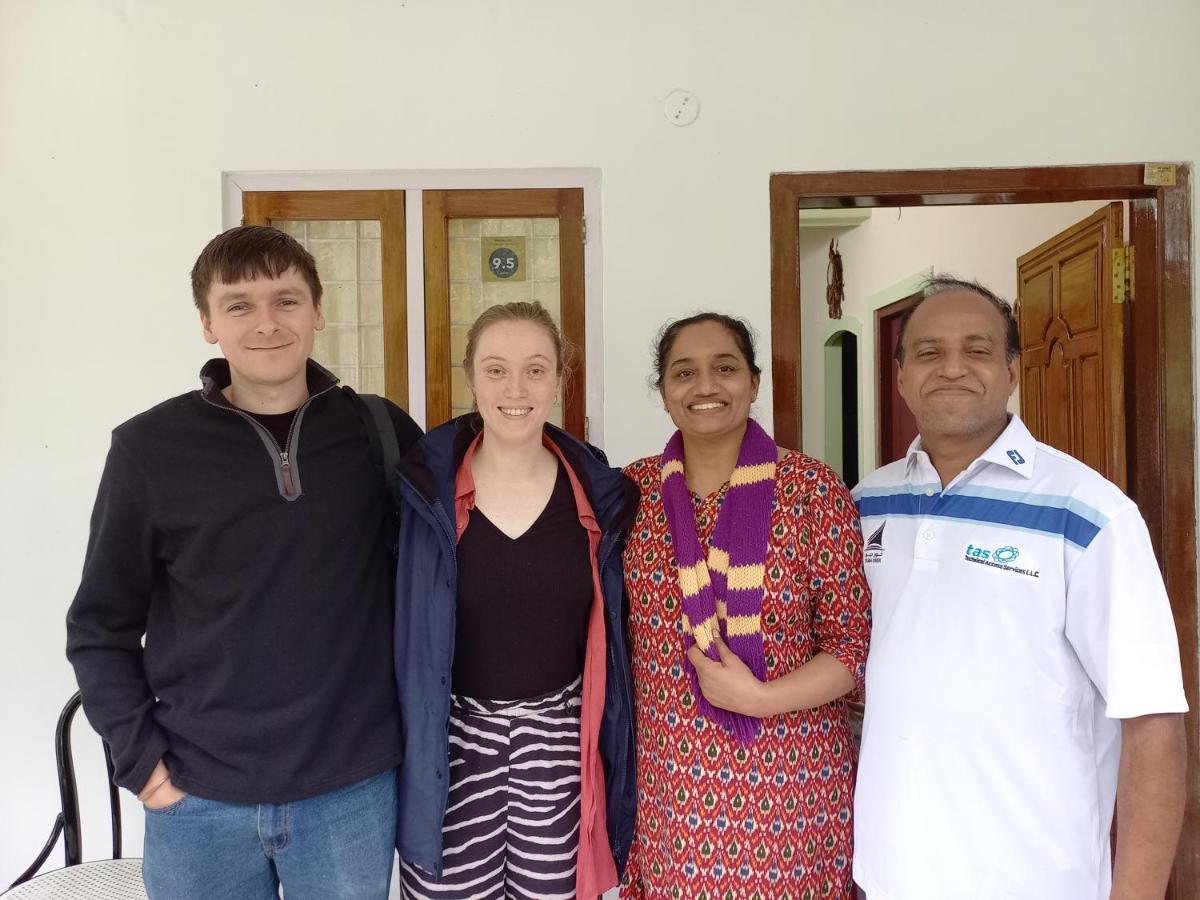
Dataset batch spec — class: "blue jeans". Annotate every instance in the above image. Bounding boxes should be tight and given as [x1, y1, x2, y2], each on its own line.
[143, 768, 396, 900]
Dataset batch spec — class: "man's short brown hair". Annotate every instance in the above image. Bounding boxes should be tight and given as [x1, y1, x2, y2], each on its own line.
[191, 225, 322, 315]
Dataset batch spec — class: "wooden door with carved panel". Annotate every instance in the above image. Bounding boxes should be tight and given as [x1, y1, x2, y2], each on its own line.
[1016, 203, 1127, 489]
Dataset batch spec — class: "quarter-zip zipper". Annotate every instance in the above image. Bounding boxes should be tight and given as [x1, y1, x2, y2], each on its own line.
[279, 451, 294, 495]
[274, 403, 308, 495]
[202, 381, 336, 499]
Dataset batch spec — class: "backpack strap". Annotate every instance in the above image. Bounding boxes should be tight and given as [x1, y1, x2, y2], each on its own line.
[344, 387, 400, 492]
[357, 392, 401, 500]
[345, 387, 402, 557]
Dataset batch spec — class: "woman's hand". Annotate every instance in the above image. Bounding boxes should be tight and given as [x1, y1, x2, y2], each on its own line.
[687, 633, 769, 717]
[688, 636, 857, 718]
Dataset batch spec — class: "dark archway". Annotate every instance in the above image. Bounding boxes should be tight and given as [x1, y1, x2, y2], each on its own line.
[823, 330, 859, 486]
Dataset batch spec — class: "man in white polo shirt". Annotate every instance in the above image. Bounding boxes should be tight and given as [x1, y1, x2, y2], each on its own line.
[851, 276, 1187, 900]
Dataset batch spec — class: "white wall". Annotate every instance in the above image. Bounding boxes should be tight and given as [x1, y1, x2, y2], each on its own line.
[2, 0, 1198, 887]
[798, 201, 1109, 470]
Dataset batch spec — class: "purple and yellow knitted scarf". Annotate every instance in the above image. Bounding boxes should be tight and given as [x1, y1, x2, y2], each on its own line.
[660, 418, 776, 745]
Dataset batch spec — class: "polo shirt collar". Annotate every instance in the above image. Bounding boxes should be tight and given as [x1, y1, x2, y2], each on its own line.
[904, 414, 1037, 482]
[978, 415, 1037, 478]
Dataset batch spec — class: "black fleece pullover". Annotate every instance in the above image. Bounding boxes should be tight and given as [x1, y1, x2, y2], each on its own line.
[66, 359, 422, 803]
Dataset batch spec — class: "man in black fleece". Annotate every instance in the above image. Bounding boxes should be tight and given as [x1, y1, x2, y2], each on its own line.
[66, 226, 421, 899]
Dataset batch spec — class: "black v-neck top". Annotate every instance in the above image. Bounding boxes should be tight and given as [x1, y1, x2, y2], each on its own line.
[453, 462, 593, 700]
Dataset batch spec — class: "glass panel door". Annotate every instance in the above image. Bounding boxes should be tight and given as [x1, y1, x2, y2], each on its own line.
[273, 219, 385, 395]
[242, 190, 408, 407]
[424, 189, 585, 436]
[446, 216, 563, 424]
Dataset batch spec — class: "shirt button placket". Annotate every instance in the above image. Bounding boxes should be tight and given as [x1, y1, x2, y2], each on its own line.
[914, 520, 939, 564]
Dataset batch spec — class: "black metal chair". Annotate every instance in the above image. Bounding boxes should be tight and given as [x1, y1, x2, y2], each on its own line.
[8, 691, 128, 890]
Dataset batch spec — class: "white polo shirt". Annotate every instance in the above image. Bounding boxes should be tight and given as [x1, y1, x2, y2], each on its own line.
[851, 416, 1187, 900]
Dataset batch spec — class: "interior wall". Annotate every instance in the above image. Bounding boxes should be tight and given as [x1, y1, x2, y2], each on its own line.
[798, 201, 1110, 471]
[2, 0, 1198, 886]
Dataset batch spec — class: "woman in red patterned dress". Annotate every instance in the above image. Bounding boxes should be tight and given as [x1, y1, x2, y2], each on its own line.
[621, 313, 871, 900]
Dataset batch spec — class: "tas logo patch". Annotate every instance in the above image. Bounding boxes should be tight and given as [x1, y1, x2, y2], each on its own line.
[964, 542, 1039, 577]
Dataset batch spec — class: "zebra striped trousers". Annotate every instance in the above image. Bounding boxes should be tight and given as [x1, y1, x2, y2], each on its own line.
[399, 678, 583, 900]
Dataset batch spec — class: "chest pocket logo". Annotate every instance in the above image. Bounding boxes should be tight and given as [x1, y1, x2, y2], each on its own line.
[964, 542, 1039, 577]
[864, 521, 885, 564]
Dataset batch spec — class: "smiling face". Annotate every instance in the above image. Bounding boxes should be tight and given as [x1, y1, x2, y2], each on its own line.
[469, 319, 561, 446]
[897, 290, 1020, 447]
[659, 320, 760, 441]
[200, 267, 325, 399]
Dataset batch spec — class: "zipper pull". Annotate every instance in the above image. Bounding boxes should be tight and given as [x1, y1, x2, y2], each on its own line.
[280, 451, 296, 495]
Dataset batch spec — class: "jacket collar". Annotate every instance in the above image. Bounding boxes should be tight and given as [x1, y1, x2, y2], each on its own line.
[198, 358, 339, 408]
[400, 414, 638, 535]
[452, 432, 606, 543]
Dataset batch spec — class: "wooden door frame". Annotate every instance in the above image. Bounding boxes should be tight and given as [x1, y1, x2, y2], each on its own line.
[770, 163, 1197, 897]
[873, 291, 921, 467]
[422, 188, 587, 437]
[243, 190, 409, 407]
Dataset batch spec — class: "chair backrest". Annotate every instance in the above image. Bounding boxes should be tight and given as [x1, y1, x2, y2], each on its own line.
[9, 691, 123, 888]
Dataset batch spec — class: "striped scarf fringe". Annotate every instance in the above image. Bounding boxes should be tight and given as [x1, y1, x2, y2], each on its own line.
[660, 418, 776, 745]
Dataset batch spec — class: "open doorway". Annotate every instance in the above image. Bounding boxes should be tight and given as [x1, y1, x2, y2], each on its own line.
[795, 199, 1126, 478]
[823, 329, 859, 485]
[874, 290, 919, 466]
[770, 164, 1196, 899]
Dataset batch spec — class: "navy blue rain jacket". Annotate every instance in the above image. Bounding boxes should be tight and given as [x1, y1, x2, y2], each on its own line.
[393, 414, 639, 879]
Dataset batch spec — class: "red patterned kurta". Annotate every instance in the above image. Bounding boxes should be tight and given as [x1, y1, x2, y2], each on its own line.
[621, 452, 871, 900]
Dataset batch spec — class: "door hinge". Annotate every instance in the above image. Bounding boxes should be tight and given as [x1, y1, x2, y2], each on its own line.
[584, 416, 590, 442]
[582, 215, 587, 245]
[1112, 245, 1134, 304]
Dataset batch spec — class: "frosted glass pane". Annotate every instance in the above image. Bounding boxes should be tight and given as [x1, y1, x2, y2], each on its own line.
[447, 216, 561, 423]
[276, 218, 384, 395]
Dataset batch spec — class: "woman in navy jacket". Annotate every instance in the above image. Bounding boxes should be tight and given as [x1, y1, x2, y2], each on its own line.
[392, 301, 638, 899]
